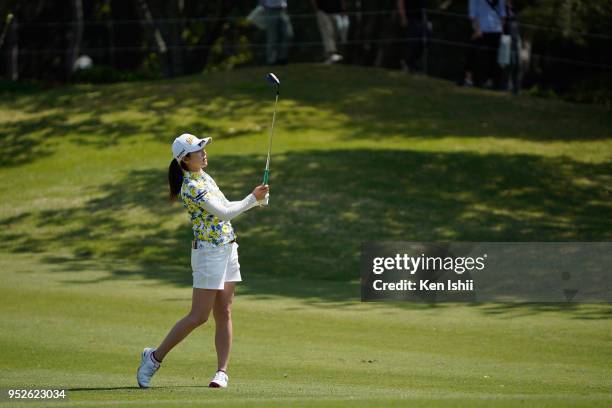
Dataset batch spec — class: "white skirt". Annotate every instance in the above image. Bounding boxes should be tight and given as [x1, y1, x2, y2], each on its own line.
[191, 242, 242, 289]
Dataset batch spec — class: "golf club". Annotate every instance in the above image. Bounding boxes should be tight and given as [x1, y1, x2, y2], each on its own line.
[263, 72, 280, 186]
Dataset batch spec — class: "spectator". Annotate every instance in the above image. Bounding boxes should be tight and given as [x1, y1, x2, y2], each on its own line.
[397, 0, 431, 73]
[261, 0, 294, 65]
[311, 0, 349, 64]
[463, 0, 506, 88]
[504, 0, 522, 94]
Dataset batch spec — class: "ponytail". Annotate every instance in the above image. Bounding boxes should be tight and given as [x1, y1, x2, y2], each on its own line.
[168, 158, 187, 201]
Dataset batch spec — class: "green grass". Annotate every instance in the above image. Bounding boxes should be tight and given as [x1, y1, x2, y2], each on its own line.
[0, 64, 611, 407]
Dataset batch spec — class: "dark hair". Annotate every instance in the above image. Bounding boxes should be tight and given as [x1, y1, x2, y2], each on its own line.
[168, 157, 188, 201]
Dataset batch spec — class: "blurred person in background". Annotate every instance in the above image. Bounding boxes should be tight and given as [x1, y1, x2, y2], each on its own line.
[262, 0, 294, 65]
[398, 0, 431, 73]
[504, 0, 522, 94]
[311, 0, 349, 64]
[462, 0, 506, 88]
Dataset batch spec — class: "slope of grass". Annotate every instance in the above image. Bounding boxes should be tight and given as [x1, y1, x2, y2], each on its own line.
[0, 64, 610, 407]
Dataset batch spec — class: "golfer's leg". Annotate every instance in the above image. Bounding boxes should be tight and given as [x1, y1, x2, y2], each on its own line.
[213, 282, 236, 372]
[154, 288, 217, 361]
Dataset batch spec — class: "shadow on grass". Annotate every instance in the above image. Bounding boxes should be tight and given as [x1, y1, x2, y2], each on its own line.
[1, 149, 611, 317]
[68, 386, 142, 392]
[472, 302, 612, 320]
[2, 65, 612, 168]
[67, 386, 206, 392]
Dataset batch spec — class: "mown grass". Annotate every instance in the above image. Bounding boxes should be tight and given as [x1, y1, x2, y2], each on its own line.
[0, 64, 610, 407]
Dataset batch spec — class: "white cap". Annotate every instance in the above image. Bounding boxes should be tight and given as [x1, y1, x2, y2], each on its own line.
[172, 133, 212, 161]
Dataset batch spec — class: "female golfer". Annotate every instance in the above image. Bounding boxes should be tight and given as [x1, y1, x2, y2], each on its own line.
[137, 133, 269, 389]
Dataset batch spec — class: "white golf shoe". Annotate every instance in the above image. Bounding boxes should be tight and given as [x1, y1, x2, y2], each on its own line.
[137, 348, 160, 388]
[208, 370, 228, 388]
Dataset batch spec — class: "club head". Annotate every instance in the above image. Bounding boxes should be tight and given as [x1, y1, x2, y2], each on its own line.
[266, 73, 280, 86]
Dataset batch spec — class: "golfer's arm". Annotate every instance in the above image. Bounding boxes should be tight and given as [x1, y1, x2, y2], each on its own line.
[221, 192, 261, 209]
[199, 194, 258, 221]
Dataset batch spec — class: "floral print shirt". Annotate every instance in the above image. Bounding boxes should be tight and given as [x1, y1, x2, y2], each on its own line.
[180, 170, 236, 246]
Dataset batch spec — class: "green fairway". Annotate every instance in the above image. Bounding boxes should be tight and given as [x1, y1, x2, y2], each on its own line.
[1, 64, 611, 407]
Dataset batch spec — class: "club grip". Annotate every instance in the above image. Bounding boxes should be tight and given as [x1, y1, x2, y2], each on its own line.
[262, 169, 269, 185]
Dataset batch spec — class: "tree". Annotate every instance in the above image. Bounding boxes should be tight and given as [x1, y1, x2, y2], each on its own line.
[134, 0, 168, 76]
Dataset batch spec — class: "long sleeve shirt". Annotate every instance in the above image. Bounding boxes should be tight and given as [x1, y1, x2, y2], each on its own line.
[469, 0, 506, 33]
[181, 170, 259, 246]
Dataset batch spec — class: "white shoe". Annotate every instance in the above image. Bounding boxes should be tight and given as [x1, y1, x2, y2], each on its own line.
[209, 370, 228, 388]
[324, 53, 343, 64]
[137, 348, 160, 388]
[330, 53, 343, 63]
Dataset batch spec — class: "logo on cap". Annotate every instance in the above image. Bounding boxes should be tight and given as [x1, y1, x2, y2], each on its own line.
[186, 136, 195, 145]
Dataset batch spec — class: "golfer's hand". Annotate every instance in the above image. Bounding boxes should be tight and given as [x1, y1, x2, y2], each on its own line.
[260, 192, 270, 206]
[252, 184, 269, 201]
